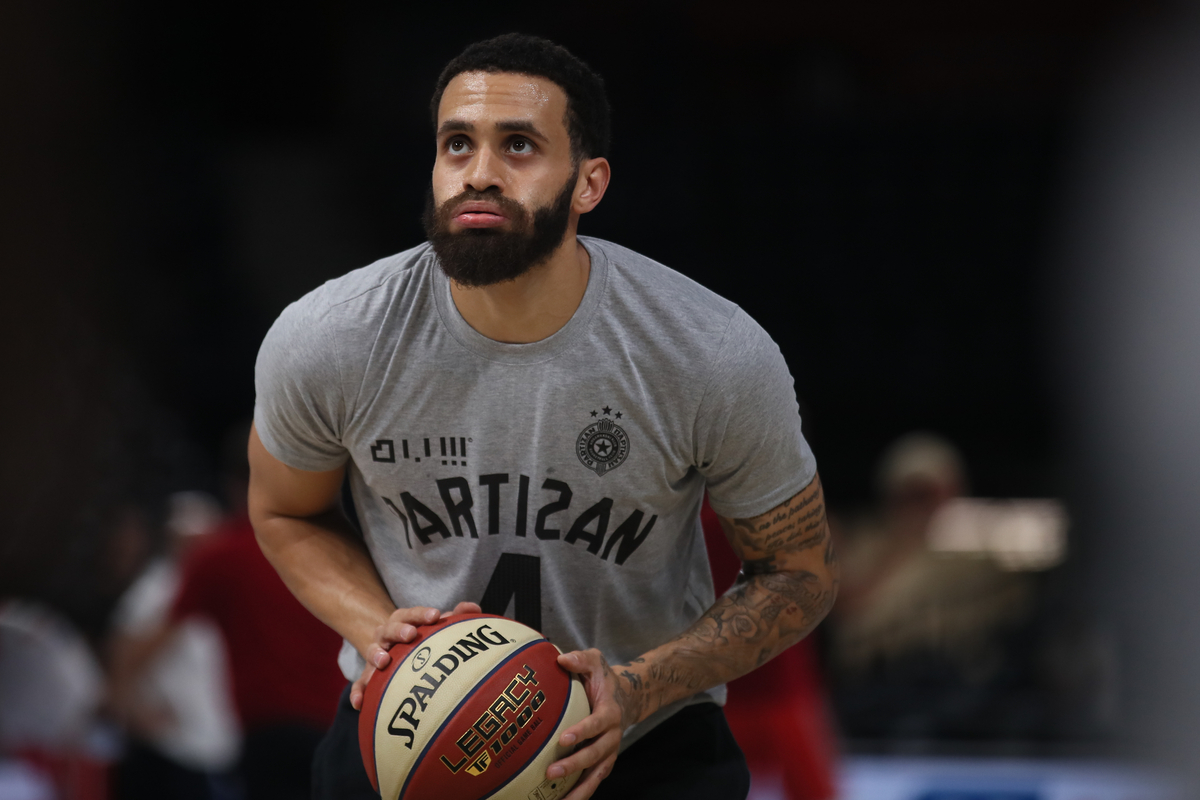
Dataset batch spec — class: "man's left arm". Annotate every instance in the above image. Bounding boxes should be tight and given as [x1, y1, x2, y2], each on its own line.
[550, 474, 839, 798]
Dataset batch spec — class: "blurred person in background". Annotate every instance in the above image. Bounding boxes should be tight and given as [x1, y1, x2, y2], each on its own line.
[1, 600, 110, 800]
[108, 491, 240, 800]
[830, 432, 1036, 739]
[114, 423, 346, 800]
[2, 501, 168, 800]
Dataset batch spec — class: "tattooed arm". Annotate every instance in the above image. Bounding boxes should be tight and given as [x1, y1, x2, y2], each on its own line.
[548, 474, 839, 799]
[627, 473, 837, 716]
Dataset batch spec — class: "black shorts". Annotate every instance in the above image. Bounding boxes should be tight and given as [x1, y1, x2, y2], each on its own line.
[313, 684, 750, 800]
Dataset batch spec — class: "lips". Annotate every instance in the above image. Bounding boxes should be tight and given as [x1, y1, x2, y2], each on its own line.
[453, 201, 508, 229]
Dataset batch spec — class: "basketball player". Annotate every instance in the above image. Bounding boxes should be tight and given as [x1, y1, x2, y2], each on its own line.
[249, 34, 839, 800]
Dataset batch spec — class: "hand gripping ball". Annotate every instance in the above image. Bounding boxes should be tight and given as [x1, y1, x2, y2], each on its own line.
[359, 613, 591, 800]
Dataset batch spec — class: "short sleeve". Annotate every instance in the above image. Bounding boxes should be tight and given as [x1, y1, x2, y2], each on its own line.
[253, 297, 350, 471]
[695, 309, 817, 519]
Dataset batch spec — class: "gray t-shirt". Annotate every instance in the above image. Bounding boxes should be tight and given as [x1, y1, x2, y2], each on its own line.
[254, 236, 816, 741]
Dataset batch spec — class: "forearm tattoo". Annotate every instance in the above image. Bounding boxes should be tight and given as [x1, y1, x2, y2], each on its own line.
[613, 476, 839, 724]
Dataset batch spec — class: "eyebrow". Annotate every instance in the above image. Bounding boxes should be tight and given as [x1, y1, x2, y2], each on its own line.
[495, 120, 548, 141]
[436, 118, 550, 142]
[437, 119, 474, 137]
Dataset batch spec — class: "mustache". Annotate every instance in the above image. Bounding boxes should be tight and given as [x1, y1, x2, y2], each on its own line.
[438, 189, 529, 224]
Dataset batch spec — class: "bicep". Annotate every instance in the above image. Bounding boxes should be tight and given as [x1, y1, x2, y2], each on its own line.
[248, 423, 345, 520]
[716, 474, 836, 578]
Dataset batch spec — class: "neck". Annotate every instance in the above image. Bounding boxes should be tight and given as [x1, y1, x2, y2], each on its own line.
[448, 229, 591, 344]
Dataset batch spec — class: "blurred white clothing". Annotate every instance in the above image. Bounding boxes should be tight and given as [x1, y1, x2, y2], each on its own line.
[0, 601, 104, 749]
[111, 558, 241, 771]
[0, 759, 56, 800]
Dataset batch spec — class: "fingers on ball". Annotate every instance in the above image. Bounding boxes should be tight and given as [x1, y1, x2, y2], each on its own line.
[390, 606, 438, 624]
[564, 711, 607, 744]
[565, 757, 614, 800]
[554, 729, 618, 777]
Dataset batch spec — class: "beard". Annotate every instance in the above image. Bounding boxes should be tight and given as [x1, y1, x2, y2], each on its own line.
[422, 171, 577, 288]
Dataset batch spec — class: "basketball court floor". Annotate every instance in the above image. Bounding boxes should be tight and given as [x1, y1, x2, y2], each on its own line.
[748, 755, 1183, 800]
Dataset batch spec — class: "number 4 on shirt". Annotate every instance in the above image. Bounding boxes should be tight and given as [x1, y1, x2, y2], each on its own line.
[480, 552, 542, 631]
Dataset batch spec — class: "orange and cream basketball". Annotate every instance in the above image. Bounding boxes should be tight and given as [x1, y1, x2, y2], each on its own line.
[358, 613, 591, 800]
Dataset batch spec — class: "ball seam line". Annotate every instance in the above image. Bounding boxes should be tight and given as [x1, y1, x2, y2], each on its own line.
[476, 665, 580, 800]
[396, 638, 545, 800]
[375, 616, 493, 795]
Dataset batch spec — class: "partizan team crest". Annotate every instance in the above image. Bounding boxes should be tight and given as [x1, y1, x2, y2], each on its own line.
[576, 407, 629, 477]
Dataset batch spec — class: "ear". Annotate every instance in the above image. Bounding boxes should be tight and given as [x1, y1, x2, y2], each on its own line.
[572, 157, 611, 215]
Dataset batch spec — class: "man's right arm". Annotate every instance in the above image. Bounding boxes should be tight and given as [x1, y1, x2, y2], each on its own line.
[248, 423, 393, 656]
[247, 425, 480, 708]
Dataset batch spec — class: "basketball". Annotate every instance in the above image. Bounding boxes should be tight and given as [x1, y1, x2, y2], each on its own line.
[358, 613, 591, 800]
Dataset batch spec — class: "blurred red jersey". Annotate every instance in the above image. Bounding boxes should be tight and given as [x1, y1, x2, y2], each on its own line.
[171, 512, 345, 731]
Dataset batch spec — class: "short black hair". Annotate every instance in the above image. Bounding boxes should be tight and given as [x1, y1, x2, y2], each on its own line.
[430, 33, 611, 161]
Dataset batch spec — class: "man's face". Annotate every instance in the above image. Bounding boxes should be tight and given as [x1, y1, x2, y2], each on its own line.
[424, 71, 580, 287]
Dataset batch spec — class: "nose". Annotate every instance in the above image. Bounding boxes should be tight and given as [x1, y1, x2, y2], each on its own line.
[463, 147, 505, 194]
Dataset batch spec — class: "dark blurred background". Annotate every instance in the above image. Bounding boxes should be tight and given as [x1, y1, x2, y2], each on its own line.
[3, 0, 1194, 793]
